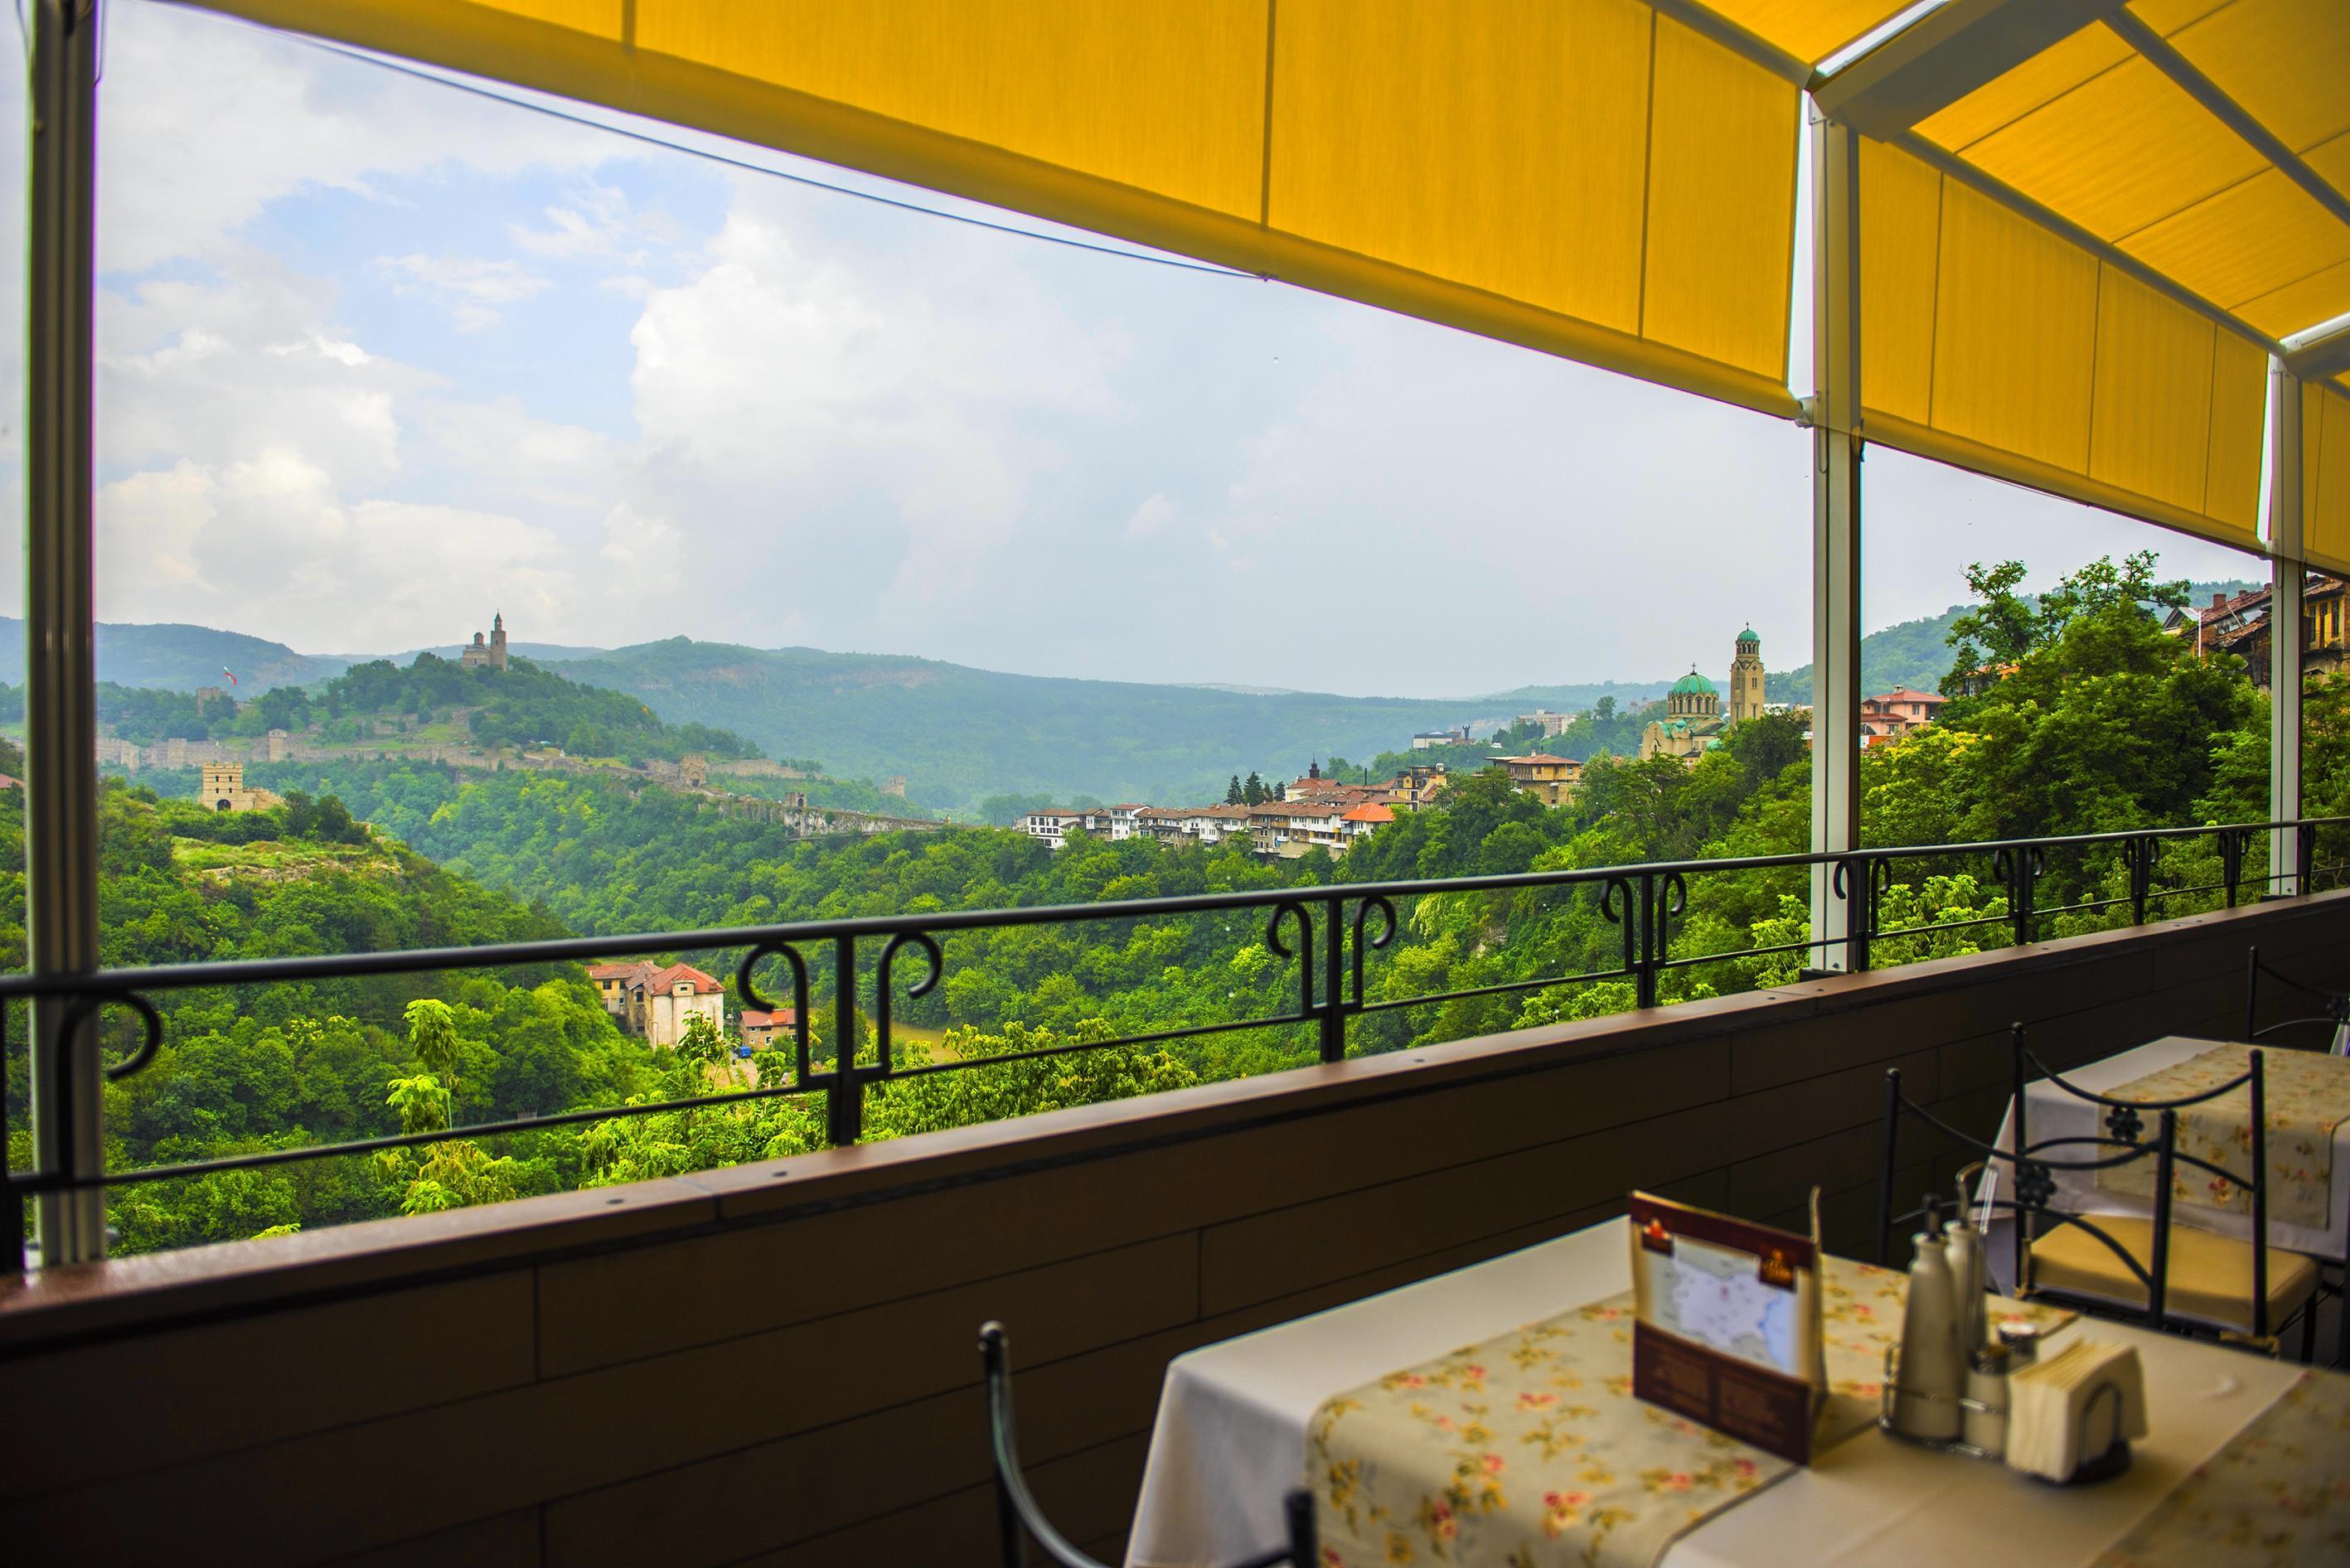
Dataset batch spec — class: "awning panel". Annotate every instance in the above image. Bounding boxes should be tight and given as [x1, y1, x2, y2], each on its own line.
[1861, 141, 2265, 550]
[1266, 0, 1654, 340]
[2090, 267, 2221, 520]
[1640, 14, 1803, 379]
[1929, 180, 2100, 474]
[1695, 0, 1908, 65]
[2157, 0, 2350, 154]
[1855, 137, 1940, 427]
[635, 0, 1271, 221]
[2311, 381, 2350, 573]
[1912, 3, 2350, 344]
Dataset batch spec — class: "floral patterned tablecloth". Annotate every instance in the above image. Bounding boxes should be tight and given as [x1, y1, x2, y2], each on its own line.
[2093, 1044, 2350, 1229]
[2087, 1367, 2350, 1568]
[1306, 1256, 2076, 1568]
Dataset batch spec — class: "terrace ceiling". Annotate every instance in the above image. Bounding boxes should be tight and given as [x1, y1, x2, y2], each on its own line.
[182, 0, 2350, 564]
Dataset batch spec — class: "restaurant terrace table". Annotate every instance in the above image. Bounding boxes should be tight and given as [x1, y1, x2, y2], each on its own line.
[1126, 1217, 2305, 1568]
[1979, 1035, 2350, 1297]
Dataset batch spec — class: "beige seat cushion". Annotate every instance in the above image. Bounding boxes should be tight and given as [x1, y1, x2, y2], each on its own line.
[2029, 1216, 2319, 1333]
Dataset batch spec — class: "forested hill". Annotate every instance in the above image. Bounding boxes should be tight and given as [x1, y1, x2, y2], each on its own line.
[544, 639, 1527, 810]
[1767, 577, 2258, 704]
[307, 654, 762, 762]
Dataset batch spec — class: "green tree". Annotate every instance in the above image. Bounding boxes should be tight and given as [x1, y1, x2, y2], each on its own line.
[405, 999, 463, 1088]
[1942, 559, 2034, 693]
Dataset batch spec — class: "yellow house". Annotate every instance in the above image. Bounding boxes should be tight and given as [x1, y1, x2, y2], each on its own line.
[1497, 753, 1582, 806]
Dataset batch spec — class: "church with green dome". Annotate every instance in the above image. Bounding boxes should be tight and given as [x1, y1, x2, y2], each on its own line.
[1639, 627, 1768, 763]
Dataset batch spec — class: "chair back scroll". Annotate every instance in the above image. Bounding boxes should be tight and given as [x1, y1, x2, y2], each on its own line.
[2244, 944, 2350, 1054]
[980, 1323, 1316, 1568]
[2006, 1024, 2275, 1339]
[1878, 1048, 2178, 1333]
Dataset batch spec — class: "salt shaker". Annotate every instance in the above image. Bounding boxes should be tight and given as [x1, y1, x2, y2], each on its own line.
[1964, 1343, 2010, 1456]
[1894, 1229, 1965, 1441]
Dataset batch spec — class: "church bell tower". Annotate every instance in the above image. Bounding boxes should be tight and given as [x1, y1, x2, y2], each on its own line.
[1729, 627, 1765, 724]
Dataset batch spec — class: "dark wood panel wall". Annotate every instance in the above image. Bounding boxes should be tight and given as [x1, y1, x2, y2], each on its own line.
[2, 897, 2341, 1566]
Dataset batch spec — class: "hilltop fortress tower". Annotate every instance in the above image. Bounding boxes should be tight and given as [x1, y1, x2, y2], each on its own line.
[200, 762, 282, 814]
[461, 612, 510, 671]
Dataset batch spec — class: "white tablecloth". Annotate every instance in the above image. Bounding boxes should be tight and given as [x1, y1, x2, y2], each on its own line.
[1981, 1035, 2350, 1295]
[1127, 1217, 2302, 1568]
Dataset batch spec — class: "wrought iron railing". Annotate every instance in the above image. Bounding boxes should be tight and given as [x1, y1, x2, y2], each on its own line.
[4, 816, 2345, 1269]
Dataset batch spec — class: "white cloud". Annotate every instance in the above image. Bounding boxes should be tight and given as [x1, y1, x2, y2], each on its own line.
[378, 254, 550, 331]
[93, 2, 626, 274]
[511, 181, 668, 264]
[1124, 493, 1180, 540]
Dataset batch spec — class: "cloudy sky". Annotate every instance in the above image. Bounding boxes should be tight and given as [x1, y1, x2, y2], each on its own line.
[2, 1, 2263, 698]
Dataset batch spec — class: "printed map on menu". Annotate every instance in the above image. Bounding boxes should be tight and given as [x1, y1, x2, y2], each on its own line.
[1651, 1236, 1804, 1377]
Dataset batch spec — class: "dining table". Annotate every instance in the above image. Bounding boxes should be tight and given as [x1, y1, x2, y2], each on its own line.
[1125, 1216, 2322, 1568]
[1979, 1034, 2350, 1297]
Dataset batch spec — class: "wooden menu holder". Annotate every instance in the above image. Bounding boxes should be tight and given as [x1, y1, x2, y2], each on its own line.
[1627, 1190, 1825, 1464]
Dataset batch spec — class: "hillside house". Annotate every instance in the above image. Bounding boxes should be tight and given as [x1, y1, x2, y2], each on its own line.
[1858, 688, 1949, 747]
[585, 961, 727, 1047]
[739, 1008, 799, 1050]
[1497, 753, 1582, 806]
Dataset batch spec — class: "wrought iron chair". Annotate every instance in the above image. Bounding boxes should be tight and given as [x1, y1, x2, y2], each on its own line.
[2008, 1026, 2323, 1359]
[1877, 1058, 2182, 1333]
[979, 1323, 1316, 1568]
[2242, 944, 2350, 1055]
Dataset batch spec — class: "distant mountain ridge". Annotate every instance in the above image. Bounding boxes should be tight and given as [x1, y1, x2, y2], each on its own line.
[7, 583, 2264, 808]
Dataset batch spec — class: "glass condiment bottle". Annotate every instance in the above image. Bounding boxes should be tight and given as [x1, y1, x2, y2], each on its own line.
[1894, 1229, 1965, 1441]
[1944, 1217, 1986, 1353]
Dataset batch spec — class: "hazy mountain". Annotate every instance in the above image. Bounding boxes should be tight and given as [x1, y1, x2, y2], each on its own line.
[541, 639, 1514, 808]
[0, 618, 353, 691]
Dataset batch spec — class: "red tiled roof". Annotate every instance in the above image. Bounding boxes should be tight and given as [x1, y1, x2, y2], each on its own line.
[1342, 803, 1396, 823]
[740, 1008, 798, 1029]
[1870, 688, 1947, 704]
[587, 961, 653, 981]
[646, 962, 723, 995]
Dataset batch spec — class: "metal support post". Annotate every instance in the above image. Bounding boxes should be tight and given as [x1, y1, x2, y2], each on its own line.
[2266, 356, 2304, 898]
[1808, 109, 1864, 971]
[25, 0, 105, 1266]
[827, 935, 861, 1145]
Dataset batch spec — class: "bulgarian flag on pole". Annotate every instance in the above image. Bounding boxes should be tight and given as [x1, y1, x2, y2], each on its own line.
[221, 666, 237, 686]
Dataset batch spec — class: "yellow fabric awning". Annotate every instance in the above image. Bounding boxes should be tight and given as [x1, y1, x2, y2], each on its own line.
[1858, 138, 2267, 553]
[1911, 0, 2350, 346]
[194, 0, 1807, 421]
[2309, 380, 2350, 574]
[183, 0, 2348, 563]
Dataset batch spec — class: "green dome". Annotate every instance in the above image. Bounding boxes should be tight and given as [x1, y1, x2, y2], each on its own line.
[1738, 626, 1758, 643]
[1670, 668, 1717, 695]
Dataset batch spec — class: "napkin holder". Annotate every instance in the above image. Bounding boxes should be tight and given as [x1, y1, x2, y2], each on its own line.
[1879, 1346, 2136, 1483]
